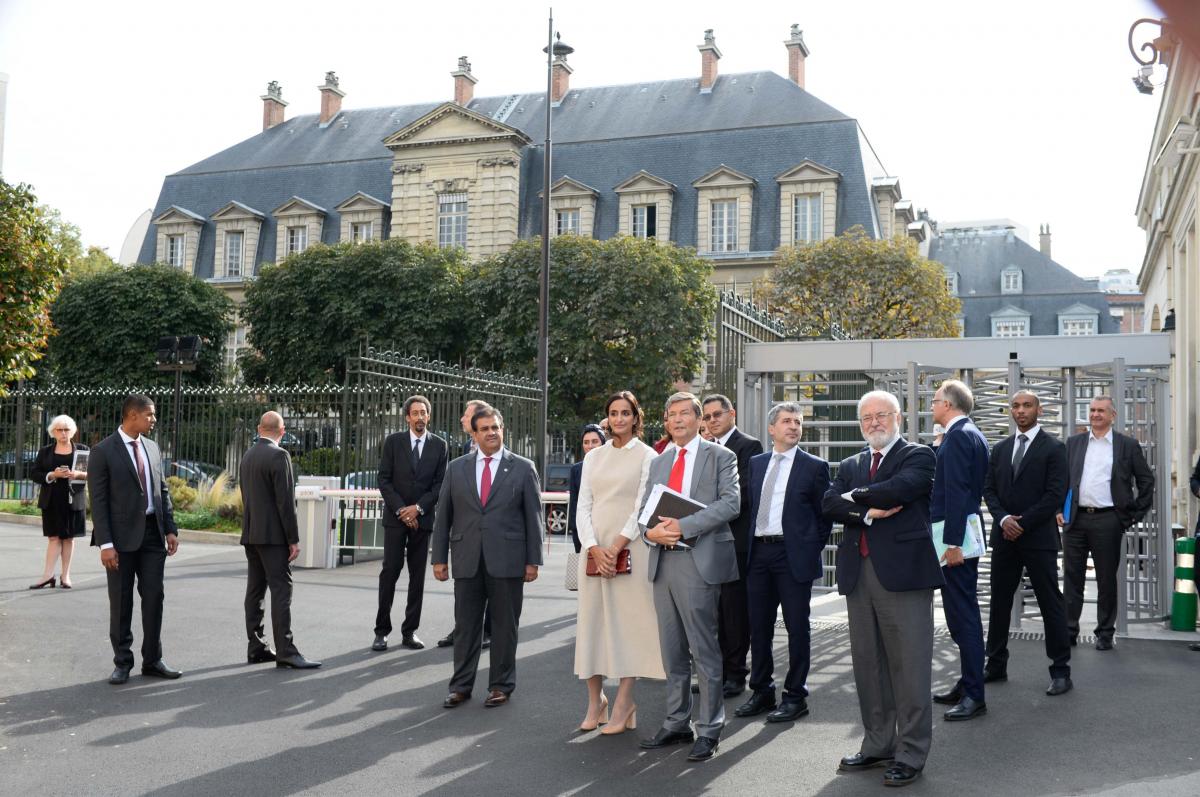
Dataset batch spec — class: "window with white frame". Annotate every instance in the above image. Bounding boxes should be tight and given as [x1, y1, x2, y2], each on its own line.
[1060, 318, 1097, 336]
[945, 271, 959, 295]
[793, 193, 822, 243]
[437, 192, 468, 248]
[166, 234, 184, 268]
[351, 221, 373, 243]
[710, 199, 738, 252]
[224, 231, 244, 277]
[555, 209, 580, 236]
[224, 326, 248, 370]
[1001, 267, 1023, 294]
[993, 319, 1028, 337]
[631, 204, 657, 239]
[286, 225, 308, 255]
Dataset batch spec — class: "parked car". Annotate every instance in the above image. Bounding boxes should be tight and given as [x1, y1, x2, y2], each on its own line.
[0, 451, 39, 480]
[542, 490, 569, 536]
[544, 463, 572, 493]
[343, 470, 378, 489]
[164, 459, 222, 488]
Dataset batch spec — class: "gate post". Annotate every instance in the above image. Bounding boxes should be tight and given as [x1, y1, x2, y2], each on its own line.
[1156, 372, 1174, 618]
[1006, 357, 1021, 437]
[1063, 367, 1076, 439]
[905, 361, 920, 443]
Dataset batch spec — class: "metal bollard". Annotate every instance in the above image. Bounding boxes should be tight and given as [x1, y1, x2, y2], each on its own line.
[1169, 536, 1197, 632]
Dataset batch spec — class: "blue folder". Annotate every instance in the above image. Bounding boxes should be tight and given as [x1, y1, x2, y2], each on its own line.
[1062, 488, 1072, 525]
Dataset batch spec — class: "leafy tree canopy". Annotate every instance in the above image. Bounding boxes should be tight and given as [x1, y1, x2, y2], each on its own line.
[68, 246, 119, 279]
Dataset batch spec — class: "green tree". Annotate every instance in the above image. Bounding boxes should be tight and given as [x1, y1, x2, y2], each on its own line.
[0, 181, 71, 390]
[46, 264, 234, 386]
[468, 236, 717, 425]
[767, 227, 960, 339]
[68, 246, 119, 279]
[239, 239, 472, 384]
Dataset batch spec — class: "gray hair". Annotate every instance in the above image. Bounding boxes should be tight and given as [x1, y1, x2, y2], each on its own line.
[767, 402, 805, 426]
[939, 379, 974, 414]
[857, 390, 901, 417]
[665, 391, 702, 418]
[700, 394, 733, 411]
[47, 414, 77, 437]
[1091, 395, 1117, 414]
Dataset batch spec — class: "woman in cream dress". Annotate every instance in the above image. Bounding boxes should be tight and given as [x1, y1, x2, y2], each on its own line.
[574, 391, 664, 734]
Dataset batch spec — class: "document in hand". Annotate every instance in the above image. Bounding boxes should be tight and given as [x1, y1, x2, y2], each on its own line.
[70, 450, 90, 485]
[931, 514, 986, 565]
[638, 484, 707, 549]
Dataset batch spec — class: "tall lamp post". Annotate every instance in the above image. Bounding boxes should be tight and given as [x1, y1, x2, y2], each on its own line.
[155, 335, 202, 467]
[538, 11, 572, 480]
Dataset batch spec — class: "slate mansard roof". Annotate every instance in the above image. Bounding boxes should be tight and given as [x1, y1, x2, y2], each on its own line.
[929, 229, 1119, 336]
[138, 71, 877, 273]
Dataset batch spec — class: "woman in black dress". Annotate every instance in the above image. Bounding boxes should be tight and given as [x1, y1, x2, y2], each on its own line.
[29, 415, 88, 589]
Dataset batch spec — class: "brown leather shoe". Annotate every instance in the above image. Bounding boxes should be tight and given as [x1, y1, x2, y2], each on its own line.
[483, 690, 509, 708]
[443, 692, 470, 708]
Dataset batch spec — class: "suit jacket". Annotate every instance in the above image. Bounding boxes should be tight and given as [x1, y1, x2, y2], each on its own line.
[929, 418, 990, 547]
[722, 428, 764, 554]
[88, 431, 177, 551]
[430, 449, 544, 579]
[239, 438, 300, 546]
[378, 431, 448, 532]
[982, 429, 1067, 550]
[567, 461, 583, 551]
[1064, 430, 1155, 531]
[822, 438, 943, 595]
[31, 442, 88, 512]
[745, 448, 833, 583]
[638, 438, 741, 586]
[1191, 454, 1200, 534]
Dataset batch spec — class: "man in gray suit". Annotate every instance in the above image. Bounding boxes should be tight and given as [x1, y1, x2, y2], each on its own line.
[432, 406, 544, 709]
[239, 411, 320, 670]
[638, 391, 740, 762]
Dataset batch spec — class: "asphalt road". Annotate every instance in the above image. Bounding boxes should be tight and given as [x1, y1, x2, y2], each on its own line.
[2, 522, 1198, 797]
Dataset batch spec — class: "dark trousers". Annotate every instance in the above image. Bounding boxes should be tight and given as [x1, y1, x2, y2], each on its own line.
[986, 544, 1071, 678]
[718, 550, 751, 683]
[375, 525, 430, 638]
[449, 563, 524, 696]
[106, 516, 166, 669]
[942, 557, 985, 701]
[245, 544, 298, 659]
[1063, 510, 1124, 640]
[746, 541, 813, 700]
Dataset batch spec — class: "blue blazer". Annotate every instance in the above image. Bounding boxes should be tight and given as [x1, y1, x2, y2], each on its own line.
[745, 448, 833, 583]
[930, 417, 990, 547]
[567, 461, 583, 553]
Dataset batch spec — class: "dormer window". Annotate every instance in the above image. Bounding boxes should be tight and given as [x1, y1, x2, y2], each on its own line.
[793, 194, 822, 243]
[556, 209, 580, 236]
[167, 235, 184, 268]
[632, 204, 657, 239]
[224, 232, 244, 277]
[437, 193, 468, 248]
[615, 171, 675, 242]
[1002, 267, 1023, 294]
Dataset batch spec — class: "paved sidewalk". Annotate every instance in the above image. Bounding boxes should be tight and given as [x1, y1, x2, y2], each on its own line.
[2, 522, 1198, 796]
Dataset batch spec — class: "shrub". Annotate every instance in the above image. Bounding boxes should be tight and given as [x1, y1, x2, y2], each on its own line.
[167, 476, 197, 511]
[295, 447, 342, 476]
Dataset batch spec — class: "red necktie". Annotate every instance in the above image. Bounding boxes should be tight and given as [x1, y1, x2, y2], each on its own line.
[667, 448, 687, 493]
[130, 440, 147, 493]
[859, 451, 883, 558]
[480, 456, 493, 506]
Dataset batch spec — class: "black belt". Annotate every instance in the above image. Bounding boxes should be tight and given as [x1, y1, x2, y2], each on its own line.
[1080, 506, 1115, 514]
[660, 545, 691, 552]
[755, 535, 786, 544]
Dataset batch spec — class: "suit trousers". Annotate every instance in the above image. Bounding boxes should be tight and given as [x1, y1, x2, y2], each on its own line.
[106, 515, 166, 669]
[375, 526, 430, 638]
[718, 551, 751, 683]
[746, 541, 813, 700]
[449, 560, 524, 696]
[244, 544, 298, 659]
[942, 557, 985, 701]
[986, 545, 1071, 678]
[1063, 510, 1124, 640]
[653, 549, 725, 740]
[846, 554, 934, 770]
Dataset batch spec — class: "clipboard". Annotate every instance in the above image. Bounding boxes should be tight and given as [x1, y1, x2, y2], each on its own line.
[70, 449, 89, 486]
[638, 484, 706, 549]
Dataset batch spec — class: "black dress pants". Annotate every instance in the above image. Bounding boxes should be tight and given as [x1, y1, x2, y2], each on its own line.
[106, 516, 166, 669]
[449, 563, 523, 696]
[719, 550, 751, 683]
[245, 543, 299, 658]
[375, 525, 430, 638]
[1063, 509, 1125, 640]
[986, 543, 1071, 678]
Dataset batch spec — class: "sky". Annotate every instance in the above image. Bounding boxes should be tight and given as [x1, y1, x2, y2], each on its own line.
[0, 0, 1166, 278]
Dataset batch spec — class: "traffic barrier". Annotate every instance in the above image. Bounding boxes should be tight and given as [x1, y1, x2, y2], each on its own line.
[1169, 536, 1197, 632]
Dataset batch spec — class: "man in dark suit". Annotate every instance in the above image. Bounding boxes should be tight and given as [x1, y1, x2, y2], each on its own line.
[822, 390, 942, 788]
[733, 402, 832, 724]
[240, 411, 320, 670]
[432, 406, 543, 709]
[982, 391, 1071, 694]
[701, 394, 763, 698]
[1059, 395, 1154, 650]
[373, 395, 448, 652]
[88, 394, 181, 685]
[929, 380, 990, 722]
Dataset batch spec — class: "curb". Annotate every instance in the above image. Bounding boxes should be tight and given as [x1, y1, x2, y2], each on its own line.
[0, 511, 240, 545]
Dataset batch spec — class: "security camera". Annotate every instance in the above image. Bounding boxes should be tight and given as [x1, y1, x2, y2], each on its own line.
[1133, 65, 1154, 95]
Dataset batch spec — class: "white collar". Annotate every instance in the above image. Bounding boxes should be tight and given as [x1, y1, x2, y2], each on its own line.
[476, 446, 505, 463]
[671, 434, 702, 458]
[1016, 424, 1041, 443]
[944, 414, 969, 431]
[770, 445, 799, 461]
[410, 429, 427, 445]
[870, 433, 902, 459]
[117, 427, 141, 445]
[1089, 427, 1114, 443]
[717, 427, 736, 446]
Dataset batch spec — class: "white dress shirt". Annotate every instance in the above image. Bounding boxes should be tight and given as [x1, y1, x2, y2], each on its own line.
[1079, 428, 1115, 509]
[717, 426, 737, 447]
[117, 427, 155, 515]
[410, 430, 427, 461]
[757, 446, 797, 537]
[1012, 424, 1041, 464]
[475, 446, 504, 499]
[666, 434, 702, 499]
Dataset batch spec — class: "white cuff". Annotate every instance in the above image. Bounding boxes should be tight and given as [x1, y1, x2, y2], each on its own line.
[100, 543, 114, 550]
[863, 515, 874, 526]
[46, 472, 55, 484]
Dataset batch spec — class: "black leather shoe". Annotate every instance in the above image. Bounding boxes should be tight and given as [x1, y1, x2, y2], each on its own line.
[983, 668, 1008, 683]
[734, 689, 776, 717]
[29, 577, 56, 590]
[371, 635, 388, 652]
[443, 691, 470, 708]
[481, 635, 491, 650]
[838, 752, 893, 772]
[932, 685, 963, 705]
[686, 736, 719, 761]
[943, 695, 987, 721]
[883, 762, 922, 787]
[1189, 642, 1200, 652]
[1046, 677, 1073, 696]
[766, 697, 809, 723]
[141, 661, 182, 679]
[108, 667, 131, 685]
[401, 635, 424, 650]
[691, 682, 700, 694]
[276, 655, 321, 669]
[639, 727, 695, 749]
[1095, 637, 1114, 651]
[722, 679, 746, 698]
[436, 632, 455, 648]
[248, 649, 277, 664]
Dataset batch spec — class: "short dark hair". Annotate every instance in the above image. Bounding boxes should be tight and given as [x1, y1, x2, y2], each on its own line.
[701, 394, 733, 411]
[404, 395, 431, 416]
[604, 390, 645, 439]
[581, 423, 607, 446]
[121, 394, 154, 419]
[471, 406, 504, 431]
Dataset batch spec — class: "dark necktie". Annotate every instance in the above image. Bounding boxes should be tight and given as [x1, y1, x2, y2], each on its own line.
[859, 450, 883, 558]
[667, 448, 687, 493]
[129, 440, 147, 493]
[480, 456, 493, 506]
[411, 438, 421, 471]
[1012, 433, 1028, 473]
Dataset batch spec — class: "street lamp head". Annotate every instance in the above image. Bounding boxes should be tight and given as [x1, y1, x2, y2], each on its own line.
[544, 32, 574, 59]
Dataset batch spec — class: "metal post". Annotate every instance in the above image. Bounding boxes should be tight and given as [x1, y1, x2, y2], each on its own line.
[1007, 357, 1021, 437]
[172, 366, 182, 462]
[536, 9, 554, 482]
[13, 377, 25, 483]
[1113, 357, 1128, 636]
[1063, 367, 1076, 439]
[905, 361, 920, 442]
[1156, 371, 1173, 618]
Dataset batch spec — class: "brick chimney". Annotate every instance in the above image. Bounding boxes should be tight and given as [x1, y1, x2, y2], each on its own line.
[550, 54, 573, 105]
[698, 29, 722, 93]
[1039, 224, 1052, 258]
[318, 71, 345, 125]
[784, 24, 810, 88]
[261, 81, 287, 131]
[451, 56, 477, 106]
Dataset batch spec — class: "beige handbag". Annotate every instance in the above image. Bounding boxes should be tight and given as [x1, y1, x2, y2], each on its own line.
[565, 551, 580, 591]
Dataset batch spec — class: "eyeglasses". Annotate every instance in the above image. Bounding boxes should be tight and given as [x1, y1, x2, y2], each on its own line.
[930, 398, 948, 406]
[859, 411, 896, 424]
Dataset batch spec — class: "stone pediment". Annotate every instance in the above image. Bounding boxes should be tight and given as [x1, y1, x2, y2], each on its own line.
[383, 102, 532, 150]
[613, 171, 675, 194]
[1058, 302, 1099, 316]
[775, 160, 842, 183]
[272, 196, 327, 216]
[539, 176, 599, 198]
[990, 304, 1031, 319]
[153, 205, 205, 225]
[693, 165, 756, 188]
[211, 200, 265, 221]
[334, 192, 389, 212]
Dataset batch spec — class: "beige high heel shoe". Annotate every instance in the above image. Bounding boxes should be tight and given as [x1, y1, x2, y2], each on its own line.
[578, 695, 609, 732]
[600, 704, 637, 735]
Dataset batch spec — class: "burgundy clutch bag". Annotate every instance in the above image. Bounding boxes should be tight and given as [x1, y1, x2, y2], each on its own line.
[585, 548, 632, 576]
